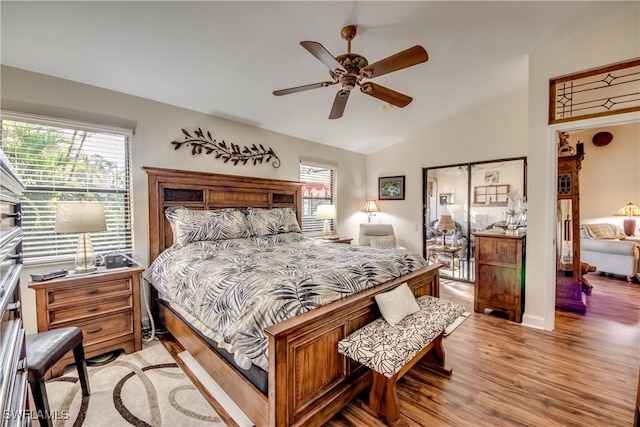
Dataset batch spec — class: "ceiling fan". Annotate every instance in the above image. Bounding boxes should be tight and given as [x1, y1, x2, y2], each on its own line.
[273, 25, 429, 119]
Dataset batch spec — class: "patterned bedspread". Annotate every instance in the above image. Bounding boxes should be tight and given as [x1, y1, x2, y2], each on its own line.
[143, 233, 427, 371]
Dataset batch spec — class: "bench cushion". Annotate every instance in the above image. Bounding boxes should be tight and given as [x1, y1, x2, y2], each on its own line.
[338, 296, 465, 378]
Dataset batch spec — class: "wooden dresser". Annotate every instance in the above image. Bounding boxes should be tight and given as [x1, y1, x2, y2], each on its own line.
[29, 266, 143, 376]
[0, 149, 29, 426]
[473, 231, 526, 323]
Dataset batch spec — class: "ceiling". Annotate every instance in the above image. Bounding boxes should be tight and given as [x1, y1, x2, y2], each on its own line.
[1, 1, 634, 154]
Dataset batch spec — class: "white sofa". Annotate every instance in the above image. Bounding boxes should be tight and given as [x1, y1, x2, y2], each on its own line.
[580, 223, 640, 283]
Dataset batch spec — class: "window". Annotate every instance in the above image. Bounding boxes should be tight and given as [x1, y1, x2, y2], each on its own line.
[1, 114, 133, 264]
[299, 162, 335, 235]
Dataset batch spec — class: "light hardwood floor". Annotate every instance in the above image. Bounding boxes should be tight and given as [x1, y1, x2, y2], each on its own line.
[165, 273, 639, 427]
[326, 274, 639, 426]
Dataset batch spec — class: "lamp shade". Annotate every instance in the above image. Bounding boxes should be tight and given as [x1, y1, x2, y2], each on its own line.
[55, 202, 107, 234]
[315, 204, 337, 220]
[614, 202, 640, 217]
[436, 214, 455, 231]
[360, 200, 381, 213]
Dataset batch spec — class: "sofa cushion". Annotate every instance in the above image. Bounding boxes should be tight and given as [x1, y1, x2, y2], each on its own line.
[582, 223, 626, 240]
[581, 238, 640, 256]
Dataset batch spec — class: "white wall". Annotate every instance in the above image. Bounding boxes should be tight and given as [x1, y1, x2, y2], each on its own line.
[1, 66, 367, 334]
[367, 88, 529, 253]
[566, 123, 640, 226]
[528, 5, 640, 329]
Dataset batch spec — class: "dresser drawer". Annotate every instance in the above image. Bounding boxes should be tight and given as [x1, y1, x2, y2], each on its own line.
[49, 295, 132, 327]
[46, 278, 132, 307]
[77, 311, 133, 344]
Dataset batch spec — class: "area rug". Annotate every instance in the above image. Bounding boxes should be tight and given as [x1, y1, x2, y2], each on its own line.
[45, 340, 227, 427]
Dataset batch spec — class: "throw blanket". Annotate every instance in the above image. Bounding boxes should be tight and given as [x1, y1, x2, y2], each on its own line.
[144, 233, 426, 371]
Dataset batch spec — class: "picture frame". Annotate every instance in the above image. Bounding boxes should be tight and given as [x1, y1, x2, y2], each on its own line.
[378, 175, 405, 200]
[439, 193, 453, 205]
[485, 171, 499, 184]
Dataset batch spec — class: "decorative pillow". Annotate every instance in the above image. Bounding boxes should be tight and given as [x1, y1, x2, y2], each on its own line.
[369, 236, 396, 249]
[374, 283, 420, 325]
[582, 223, 626, 240]
[244, 207, 300, 237]
[165, 206, 251, 248]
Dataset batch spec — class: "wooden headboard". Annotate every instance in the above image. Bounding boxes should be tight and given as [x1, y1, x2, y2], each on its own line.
[143, 167, 303, 263]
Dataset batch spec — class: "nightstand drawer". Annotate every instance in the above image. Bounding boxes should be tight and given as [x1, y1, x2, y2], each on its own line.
[49, 296, 132, 327]
[78, 311, 133, 344]
[46, 278, 132, 307]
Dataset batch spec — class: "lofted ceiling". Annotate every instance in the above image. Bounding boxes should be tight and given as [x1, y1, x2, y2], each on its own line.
[1, 1, 634, 154]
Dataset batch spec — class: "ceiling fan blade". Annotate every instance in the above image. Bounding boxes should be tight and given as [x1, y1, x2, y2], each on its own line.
[360, 82, 412, 108]
[361, 45, 428, 79]
[300, 41, 345, 73]
[273, 81, 336, 96]
[329, 90, 350, 120]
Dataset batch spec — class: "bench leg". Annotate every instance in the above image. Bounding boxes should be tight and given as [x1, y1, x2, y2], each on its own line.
[362, 372, 408, 427]
[418, 334, 452, 376]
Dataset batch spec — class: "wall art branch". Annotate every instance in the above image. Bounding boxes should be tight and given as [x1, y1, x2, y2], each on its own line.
[171, 128, 281, 168]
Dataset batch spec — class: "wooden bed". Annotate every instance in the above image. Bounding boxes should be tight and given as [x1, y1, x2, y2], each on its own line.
[143, 166, 441, 427]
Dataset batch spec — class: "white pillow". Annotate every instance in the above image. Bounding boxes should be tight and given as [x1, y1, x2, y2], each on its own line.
[374, 283, 420, 325]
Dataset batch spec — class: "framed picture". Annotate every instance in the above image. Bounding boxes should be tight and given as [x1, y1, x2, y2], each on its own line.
[439, 193, 453, 205]
[378, 176, 405, 200]
[485, 171, 499, 184]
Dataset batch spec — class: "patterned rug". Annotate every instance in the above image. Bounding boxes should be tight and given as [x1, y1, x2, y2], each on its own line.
[45, 340, 226, 427]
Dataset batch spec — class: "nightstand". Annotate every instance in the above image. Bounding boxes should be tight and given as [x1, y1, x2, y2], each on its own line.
[29, 266, 144, 376]
[323, 238, 353, 244]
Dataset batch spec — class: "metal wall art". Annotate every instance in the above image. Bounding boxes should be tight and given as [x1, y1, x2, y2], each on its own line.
[171, 128, 281, 168]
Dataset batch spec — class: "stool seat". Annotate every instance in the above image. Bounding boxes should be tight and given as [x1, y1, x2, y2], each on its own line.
[26, 327, 89, 427]
[26, 327, 83, 383]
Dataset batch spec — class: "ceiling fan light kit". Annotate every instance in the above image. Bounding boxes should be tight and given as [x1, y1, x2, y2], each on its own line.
[273, 25, 428, 119]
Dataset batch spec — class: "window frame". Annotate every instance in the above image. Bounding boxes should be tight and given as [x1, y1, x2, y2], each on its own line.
[0, 110, 134, 266]
[299, 160, 337, 236]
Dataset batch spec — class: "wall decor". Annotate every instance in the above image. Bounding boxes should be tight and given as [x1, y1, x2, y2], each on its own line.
[171, 128, 281, 168]
[379, 176, 405, 200]
[439, 193, 453, 205]
[484, 170, 499, 184]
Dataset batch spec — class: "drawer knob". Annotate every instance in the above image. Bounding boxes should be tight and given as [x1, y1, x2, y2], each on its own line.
[87, 306, 100, 312]
[87, 327, 102, 334]
[87, 289, 99, 295]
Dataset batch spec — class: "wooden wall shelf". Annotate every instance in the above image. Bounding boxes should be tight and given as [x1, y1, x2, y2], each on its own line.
[472, 184, 510, 207]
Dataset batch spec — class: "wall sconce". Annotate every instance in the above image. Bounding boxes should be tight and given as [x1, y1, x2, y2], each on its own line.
[360, 200, 380, 223]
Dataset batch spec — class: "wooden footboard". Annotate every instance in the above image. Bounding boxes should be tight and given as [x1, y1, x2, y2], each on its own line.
[158, 265, 439, 427]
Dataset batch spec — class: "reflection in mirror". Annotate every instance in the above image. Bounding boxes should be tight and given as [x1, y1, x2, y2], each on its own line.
[424, 157, 527, 282]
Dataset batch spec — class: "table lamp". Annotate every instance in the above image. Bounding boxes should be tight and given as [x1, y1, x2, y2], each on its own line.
[360, 200, 380, 223]
[55, 202, 107, 273]
[315, 204, 337, 239]
[436, 214, 456, 247]
[614, 202, 640, 237]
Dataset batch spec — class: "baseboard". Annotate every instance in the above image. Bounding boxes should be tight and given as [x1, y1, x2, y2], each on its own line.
[521, 313, 546, 330]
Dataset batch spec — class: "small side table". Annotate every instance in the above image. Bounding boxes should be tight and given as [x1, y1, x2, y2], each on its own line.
[29, 266, 144, 376]
[322, 237, 353, 244]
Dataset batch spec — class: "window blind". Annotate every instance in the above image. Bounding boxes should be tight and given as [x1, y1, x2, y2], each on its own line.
[1, 118, 133, 264]
[300, 162, 335, 235]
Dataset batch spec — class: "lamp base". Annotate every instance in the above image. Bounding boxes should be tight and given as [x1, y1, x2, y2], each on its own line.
[75, 232, 98, 273]
[623, 218, 636, 237]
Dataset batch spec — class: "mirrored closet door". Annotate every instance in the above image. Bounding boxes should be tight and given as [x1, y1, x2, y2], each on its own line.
[423, 157, 527, 282]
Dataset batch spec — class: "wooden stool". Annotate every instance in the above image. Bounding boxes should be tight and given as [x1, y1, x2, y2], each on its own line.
[26, 327, 90, 427]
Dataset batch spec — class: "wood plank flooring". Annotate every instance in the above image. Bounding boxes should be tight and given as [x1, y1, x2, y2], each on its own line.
[326, 274, 639, 427]
[163, 273, 639, 426]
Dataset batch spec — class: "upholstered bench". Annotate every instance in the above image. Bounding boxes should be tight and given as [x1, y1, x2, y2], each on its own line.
[338, 295, 465, 427]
